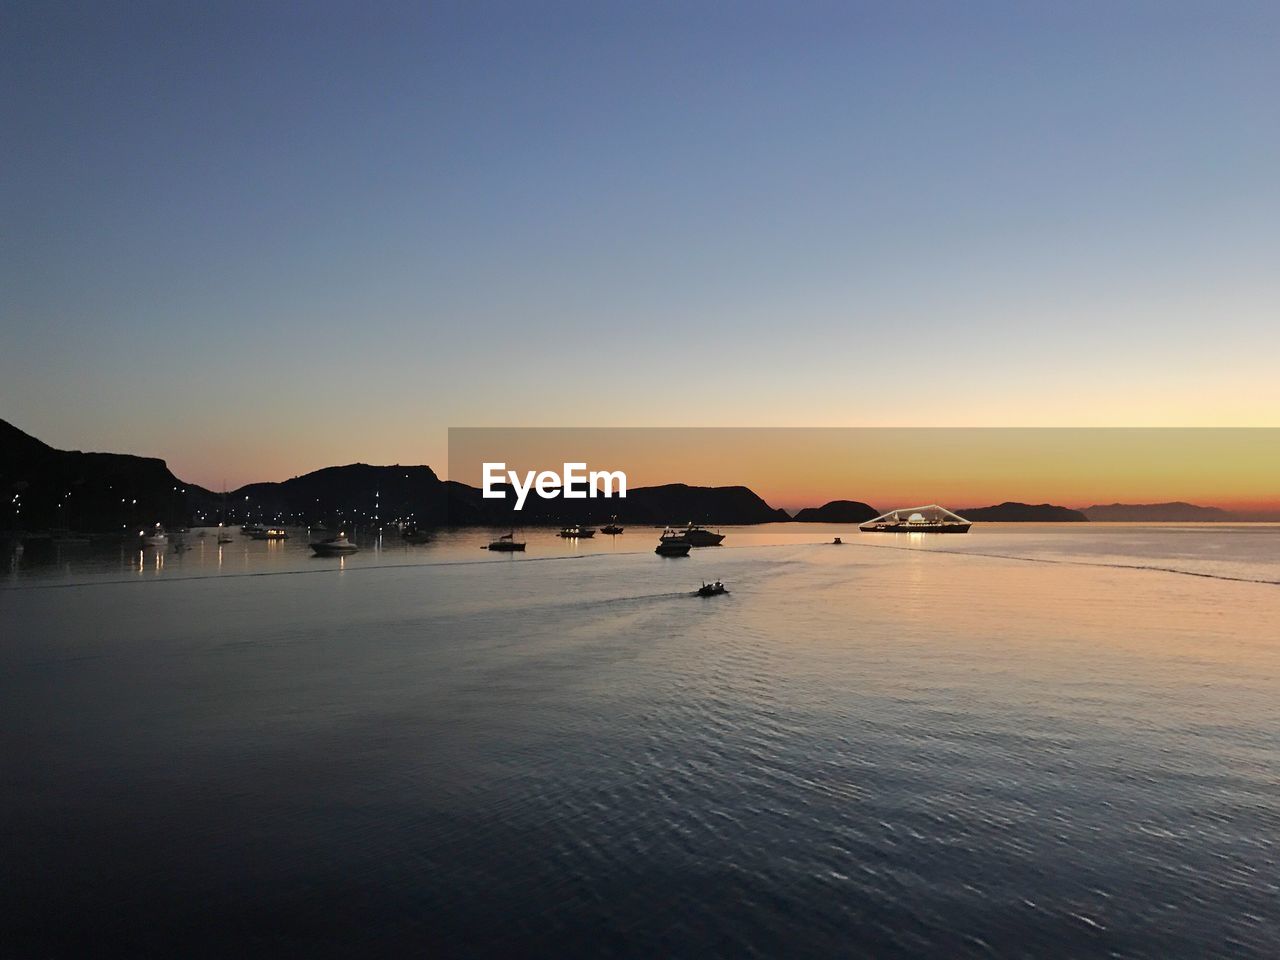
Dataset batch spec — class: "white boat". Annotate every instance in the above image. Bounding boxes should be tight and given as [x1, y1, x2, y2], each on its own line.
[311, 533, 359, 556]
[660, 524, 725, 547]
[141, 524, 168, 547]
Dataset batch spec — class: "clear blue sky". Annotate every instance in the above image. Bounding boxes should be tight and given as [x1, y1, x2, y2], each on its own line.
[2, 1, 1277, 487]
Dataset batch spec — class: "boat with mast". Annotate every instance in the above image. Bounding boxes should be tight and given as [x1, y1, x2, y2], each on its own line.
[486, 531, 526, 552]
[217, 484, 234, 542]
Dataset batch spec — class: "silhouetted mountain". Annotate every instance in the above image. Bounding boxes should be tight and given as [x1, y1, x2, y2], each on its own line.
[1, 418, 206, 532]
[1082, 502, 1233, 522]
[957, 502, 1088, 522]
[4, 420, 790, 531]
[453, 481, 789, 526]
[792, 500, 879, 523]
[200, 464, 451, 527]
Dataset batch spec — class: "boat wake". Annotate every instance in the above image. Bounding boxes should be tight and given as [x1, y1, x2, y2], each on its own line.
[844, 539, 1280, 586]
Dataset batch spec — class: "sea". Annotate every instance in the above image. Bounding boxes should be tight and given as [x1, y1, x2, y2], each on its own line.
[3, 523, 1278, 958]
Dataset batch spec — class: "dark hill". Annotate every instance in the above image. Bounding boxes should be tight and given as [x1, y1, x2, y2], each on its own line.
[792, 500, 879, 523]
[213, 464, 449, 527]
[1, 418, 205, 532]
[957, 502, 1088, 522]
[1082, 502, 1233, 522]
[4, 420, 792, 531]
[461, 481, 789, 526]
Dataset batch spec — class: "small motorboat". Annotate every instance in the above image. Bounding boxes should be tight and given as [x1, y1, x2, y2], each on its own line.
[600, 517, 624, 535]
[655, 541, 691, 557]
[558, 525, 595, 538]
[696, 580, 728, 597]
[216, 526, 234, 544]
[141, 524, 168, 548]
[832, 537, 843, 545]
[487, 532, 526, 552]
[311, 533, 359, 556]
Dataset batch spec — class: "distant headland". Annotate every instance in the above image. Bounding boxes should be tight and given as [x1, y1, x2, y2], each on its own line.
[3, 419, 1270, 534]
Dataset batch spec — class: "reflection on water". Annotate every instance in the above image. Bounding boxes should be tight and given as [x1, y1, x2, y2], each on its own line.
[2, 525, 1279, 956]
[6, 522, 1279, 588]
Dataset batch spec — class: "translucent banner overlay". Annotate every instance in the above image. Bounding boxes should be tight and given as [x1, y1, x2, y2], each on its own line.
[447, 428, 1280, 525]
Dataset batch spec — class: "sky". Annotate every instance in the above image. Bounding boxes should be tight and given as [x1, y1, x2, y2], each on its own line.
[2, 1, 1278, 493]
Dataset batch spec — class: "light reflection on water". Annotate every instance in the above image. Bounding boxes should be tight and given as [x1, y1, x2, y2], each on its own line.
[2, 525, 1278, 956]
[5, 522, 1279, 588]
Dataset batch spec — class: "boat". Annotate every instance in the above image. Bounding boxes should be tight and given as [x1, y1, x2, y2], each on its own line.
[486, 531, 526, 552]
[655, 540, 692, 557]
[251, 526, 289, 540]
[660, 524, 725, 547]
[402, 528, 432, 544]
[859, 505, 972, 534]
[311, 533, 359, 556]
[696, 580, 728, 597]
[215, 488, 234, 543]
[600, 518, 624, 535]
[832, 537, 843, 545]
[558, 525, 595, 538]
[141, 524, 168, 548]
[241, 523, 265, 537]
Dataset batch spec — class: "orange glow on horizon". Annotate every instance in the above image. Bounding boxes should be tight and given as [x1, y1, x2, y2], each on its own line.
[449, 428, 1280, 513]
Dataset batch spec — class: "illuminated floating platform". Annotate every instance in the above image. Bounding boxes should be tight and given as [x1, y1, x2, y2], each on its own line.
[859, 505, 972, 534]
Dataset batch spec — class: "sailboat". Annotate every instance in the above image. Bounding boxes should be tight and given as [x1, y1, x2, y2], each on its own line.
[486, 530, 526, 552]
[217, 484, 234, 542]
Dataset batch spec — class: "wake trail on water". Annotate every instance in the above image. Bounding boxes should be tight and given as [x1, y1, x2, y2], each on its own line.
[837, 539, 1280, 586]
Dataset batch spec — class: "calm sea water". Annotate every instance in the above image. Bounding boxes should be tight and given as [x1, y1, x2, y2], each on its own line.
[3, 524, 1278, 957]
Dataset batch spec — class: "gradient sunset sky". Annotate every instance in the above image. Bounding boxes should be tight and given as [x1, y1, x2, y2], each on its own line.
[3, 2, 1277, 493]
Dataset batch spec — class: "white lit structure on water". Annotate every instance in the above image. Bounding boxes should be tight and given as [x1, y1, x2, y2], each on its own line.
[859, 505, 972, 534]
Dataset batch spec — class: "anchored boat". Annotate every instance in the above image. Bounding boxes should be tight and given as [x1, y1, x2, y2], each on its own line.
[311, 533, 359, 556]
[860, 505, 971, 534]
[558, 525, 596, 538]
[487, 532, 526, 552]
[655, 540, 692, 557]
[660, 524, 725, 547]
